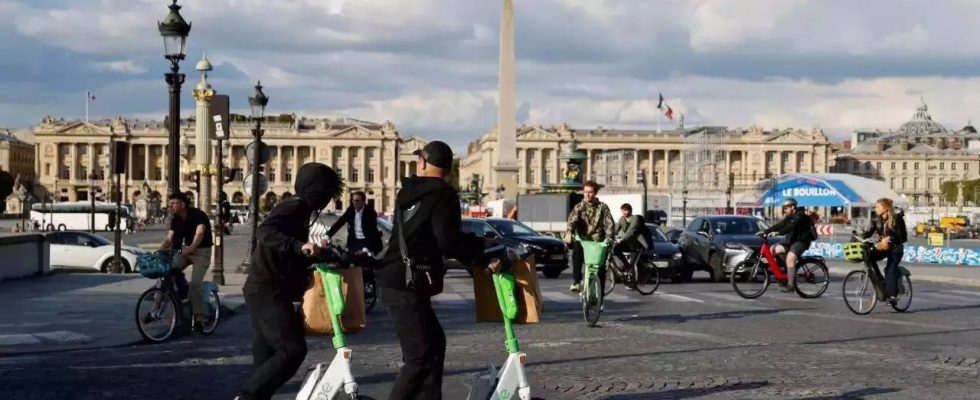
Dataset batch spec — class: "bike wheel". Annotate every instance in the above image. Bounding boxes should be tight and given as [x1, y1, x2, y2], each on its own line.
[794, 260, 830, 299]
[842, 270, 877, 315]
[582, 273, 602, 327]
[891, 274, 913, 312]
[364, 279, 378, 313]
[603, 265, 616, 296]
[632, 260, 660, 295]
[135, 288, 178, 342]
[731, 259, 770, 299]
[199, 289, 221, 335]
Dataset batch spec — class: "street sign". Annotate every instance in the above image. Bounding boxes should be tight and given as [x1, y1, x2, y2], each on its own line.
[928, 232, 945, 247]
[243, 173, 269, 197]
[245, 141, 271, 165]
[211, 95, 231, 139]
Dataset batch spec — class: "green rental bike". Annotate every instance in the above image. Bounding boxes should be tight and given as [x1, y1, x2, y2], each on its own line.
[577, 236, 610, 327]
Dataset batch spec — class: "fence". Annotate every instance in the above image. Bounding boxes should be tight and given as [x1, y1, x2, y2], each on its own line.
[805, 241, 980, 266]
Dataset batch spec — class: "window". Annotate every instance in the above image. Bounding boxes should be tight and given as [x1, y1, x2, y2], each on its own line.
[544, 169, 551, 184]
[890, 178, 896, 188]
[333, 148, 343, 158]
[876, 162, 881, 170]
[940, 162, 945, 171]
[79, 166, 88, 180]
[902, 178, 907, 189]
[45, 163, 51, 176]
[366, 148, 375, 158]
[914, 162, 919, 170]
[903, 162, 908, 169]
[154, 167, 162, 180]
[336, 168, 343, 180]
[60, 166, 70, 179]
[59, 144, 70, 155]
[863, 161, 871, 170]
[352, 168, 359, 182]
[940, 178, 945, 186]
[966, 163, 970, 171]
[284, 169, 293, 182]
[916, 177, 921, 189]
[952, 163, 957, 171]
[79, 146, 87, 155]
[154, 146, 163, 156]
[367, 168, 375, 183]
[891, 162, 896, 170]
[686, 218, 702, 232]
[268, 169, 277, 182]
[529, 169, 536, 185]
[926, 178, 931, 189]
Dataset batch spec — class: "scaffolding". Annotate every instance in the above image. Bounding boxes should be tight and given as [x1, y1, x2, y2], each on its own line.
[677, 129, 728, 222]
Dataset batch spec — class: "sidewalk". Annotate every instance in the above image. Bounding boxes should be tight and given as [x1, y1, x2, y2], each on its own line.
[0, 232, 253, 356]
[824, 260, 980, 287]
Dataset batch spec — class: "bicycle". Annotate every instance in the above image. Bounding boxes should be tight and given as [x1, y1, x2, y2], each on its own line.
[134, 250, 221, 342]
[603, 242, 660, 296]
[841, 235, 913, 315]
[576, 236, 610, 327]
[730, 233, 830, 299]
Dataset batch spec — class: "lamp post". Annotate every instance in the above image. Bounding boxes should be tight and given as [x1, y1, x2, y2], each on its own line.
[158, 0, 191, 197]
[88, 172, 98, 232]
[682, 189, 689, 227]
[238, 81, 269, 273]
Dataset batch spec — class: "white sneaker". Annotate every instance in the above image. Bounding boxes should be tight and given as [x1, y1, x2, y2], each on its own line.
[569, 283, 582, 293]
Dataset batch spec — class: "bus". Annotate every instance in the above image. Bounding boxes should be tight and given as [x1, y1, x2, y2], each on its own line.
[31, 202, 134, 232]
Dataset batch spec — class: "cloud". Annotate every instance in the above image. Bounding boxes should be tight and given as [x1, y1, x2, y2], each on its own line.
[94, 60, 147, 74]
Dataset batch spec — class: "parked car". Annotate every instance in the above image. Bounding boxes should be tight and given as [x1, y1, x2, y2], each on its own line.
[45, 231, 146, 273]
[663, 228, 684, 244]
[462, 217, 569, 278]
[676, 215, 774, 282]
[644, 224, 686, 280]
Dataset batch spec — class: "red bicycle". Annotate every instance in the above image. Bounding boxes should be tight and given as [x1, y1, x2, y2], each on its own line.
[730, 233, 830, 299]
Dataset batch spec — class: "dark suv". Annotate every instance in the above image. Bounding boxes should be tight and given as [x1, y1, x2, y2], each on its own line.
[462, 218, 569, 278]
[676, 215, 771, 282]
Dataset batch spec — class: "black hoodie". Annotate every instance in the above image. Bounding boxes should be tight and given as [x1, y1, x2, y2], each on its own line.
[377, 176, 486, 292]
[245, 163, 340, 301]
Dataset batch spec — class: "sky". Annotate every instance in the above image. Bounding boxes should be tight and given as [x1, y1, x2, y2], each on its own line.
[4, 0, 980, 152]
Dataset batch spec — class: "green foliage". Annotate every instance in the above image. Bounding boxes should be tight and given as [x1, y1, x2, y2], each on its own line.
[941, 179, 980, 203]
[447, 158, 461, 190]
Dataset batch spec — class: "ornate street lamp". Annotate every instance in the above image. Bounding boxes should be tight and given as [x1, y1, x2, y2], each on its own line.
[238, 81, 269, 273]
[159, 0, 191, 197]
[88, 172, 98, 233]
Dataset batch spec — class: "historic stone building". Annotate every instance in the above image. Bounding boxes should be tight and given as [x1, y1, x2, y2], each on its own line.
[0, 128, 35, 183]
[832, 102, 980, 206]
[31, 115, 424, 214]
[459, 122, 832, 199]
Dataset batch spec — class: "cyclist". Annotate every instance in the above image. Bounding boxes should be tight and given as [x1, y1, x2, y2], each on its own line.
[761, 198, 817, 292]
[612, 203, 650, 270]
[857, 198, 907, 305]
[157, 192, 213, 331]
[565, 180, 615, 293]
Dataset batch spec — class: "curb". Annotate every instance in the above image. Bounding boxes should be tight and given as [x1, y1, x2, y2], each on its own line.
[826, 266, 980, 288]
[0, 300, 248, 357]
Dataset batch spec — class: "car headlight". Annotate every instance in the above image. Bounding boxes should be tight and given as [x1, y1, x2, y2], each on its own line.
[521, 243, 542, 251]
[672, 252, 683, 260]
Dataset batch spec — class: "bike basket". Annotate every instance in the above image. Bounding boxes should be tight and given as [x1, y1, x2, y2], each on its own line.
[842, 242, 866, 263]
[137, 252, 174, 279]
[579, 240, 610, 266]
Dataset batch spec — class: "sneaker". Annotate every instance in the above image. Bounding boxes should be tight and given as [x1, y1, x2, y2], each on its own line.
[779, 283, 795, 293]
[885, 297, 898, 305]
[569, 283, 582, 293]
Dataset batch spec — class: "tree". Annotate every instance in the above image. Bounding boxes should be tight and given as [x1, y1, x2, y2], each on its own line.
[941, 179, 980, 205]
[447, 158, 461, 191]
[0, 170, 13, 215]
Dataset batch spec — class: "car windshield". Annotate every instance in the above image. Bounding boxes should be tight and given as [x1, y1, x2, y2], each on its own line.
[78, 233, 112, 246]
[649, 226, 669, 242]
[487, 220, 538, 237]
[711, 218, 769, 235]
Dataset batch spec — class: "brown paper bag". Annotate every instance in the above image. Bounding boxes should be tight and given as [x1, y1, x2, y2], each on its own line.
[473, 256, 544, 324]
[303, 267, 367, 335]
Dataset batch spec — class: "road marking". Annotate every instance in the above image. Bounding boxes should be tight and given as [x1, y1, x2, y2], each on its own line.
[917, 291, 980, 303]
[604, 292, 641, 303]
[32, 331, 92, 344]
[646, 329, 742, 345]
[0, 334, 42, 346]
[781, 310, 962, 331]
[945, 289, 980, 298]
[695, 292, 772, 310]
[435, 293, 466, 302]
[541, 290, 579, 303]
[653, 292, 704, 303]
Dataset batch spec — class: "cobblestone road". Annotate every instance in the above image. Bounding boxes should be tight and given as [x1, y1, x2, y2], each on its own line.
[2, 269, 979, 399]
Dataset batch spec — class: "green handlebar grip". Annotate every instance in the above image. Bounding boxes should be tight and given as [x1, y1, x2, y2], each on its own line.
[493, 272, 518, 320]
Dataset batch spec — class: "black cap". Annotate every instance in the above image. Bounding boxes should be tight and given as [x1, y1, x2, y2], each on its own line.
[413, 140, 453, 170]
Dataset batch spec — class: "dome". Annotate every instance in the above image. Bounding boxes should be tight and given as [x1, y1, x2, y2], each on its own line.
[962, 121, 977, 134]
[897, 101, 948, 136]
[195, 52, 213, 72]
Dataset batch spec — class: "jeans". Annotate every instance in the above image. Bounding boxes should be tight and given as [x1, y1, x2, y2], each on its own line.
[871, 244, 904, 298]
[241, 284, 308, 400]
[571, 241, 607, 294]
[382, 288, 446, 400]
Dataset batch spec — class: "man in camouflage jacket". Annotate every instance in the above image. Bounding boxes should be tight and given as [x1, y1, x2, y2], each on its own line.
[565, 180, 615, 293]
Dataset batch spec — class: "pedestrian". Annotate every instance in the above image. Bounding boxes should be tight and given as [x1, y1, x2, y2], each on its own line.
[565, 180, 615, 293]
[12, 223, 21, 233]
[236, 163, 344, 400]
[378, 140, 503, 400]
[327, 191, 383, 257]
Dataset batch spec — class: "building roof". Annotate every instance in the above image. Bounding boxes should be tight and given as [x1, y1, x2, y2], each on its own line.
[897, 101, 948, 136]
[0, 129, 28, 145]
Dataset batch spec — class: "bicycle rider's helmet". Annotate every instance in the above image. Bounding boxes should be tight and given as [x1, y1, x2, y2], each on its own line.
[782, 198, 798, 208]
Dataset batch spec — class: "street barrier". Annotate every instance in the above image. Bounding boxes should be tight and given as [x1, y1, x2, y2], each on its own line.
[805, 241, 980, 266]
[0, 233, 50, 281]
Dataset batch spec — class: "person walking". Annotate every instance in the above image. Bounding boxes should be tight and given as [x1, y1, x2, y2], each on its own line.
[377, 140, 503, 400]
[237, 163, 344, 400]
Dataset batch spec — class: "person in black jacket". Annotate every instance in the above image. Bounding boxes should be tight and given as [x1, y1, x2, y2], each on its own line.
[327, 191, 383, 256]
[378, 140, 502, 400]
[237, 163, 343, 400]
[859, 197, 907, 304]
[762, 198, 817, 292]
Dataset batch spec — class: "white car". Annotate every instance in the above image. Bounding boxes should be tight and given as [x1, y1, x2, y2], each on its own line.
[44, 231, 147, 273]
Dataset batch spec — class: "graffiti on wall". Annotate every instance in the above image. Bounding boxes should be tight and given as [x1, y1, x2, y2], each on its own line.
[805, 242, 980, 266]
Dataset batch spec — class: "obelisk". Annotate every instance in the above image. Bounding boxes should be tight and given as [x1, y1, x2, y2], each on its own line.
[494, 0, 520, 198]
[192, 53, 215, 213]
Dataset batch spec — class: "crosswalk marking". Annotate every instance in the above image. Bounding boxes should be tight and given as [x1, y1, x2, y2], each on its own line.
[435, 293, 466, 302]
[943, 289, 980, 298]
[695, 291, 772, 310]
[917, 291, 980, 303]
[653, 292, 704, 303]
[542, 290, 578, 303]
[604, 292, 641, 303]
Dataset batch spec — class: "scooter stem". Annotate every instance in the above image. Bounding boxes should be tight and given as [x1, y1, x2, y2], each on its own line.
[493, 272, 520, 353]
[317, 264, 347, 349]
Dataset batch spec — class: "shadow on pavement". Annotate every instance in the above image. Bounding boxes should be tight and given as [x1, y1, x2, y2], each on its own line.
[613, 307, 817, 324]
[905, 303, 980, 314]
[801, 327, 980, 346]
[598, 381, 769, 399]
[798, 386, 901, 399]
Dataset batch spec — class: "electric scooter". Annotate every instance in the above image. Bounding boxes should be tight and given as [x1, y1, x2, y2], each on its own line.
[468, 245, 533, 400]
[296, 245, 366, 400]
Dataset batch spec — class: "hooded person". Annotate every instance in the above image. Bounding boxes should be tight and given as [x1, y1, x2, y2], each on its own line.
[238, 162, 343, 400]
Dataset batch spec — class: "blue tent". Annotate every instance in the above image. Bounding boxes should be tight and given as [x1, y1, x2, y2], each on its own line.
[739, 174, 907, 208]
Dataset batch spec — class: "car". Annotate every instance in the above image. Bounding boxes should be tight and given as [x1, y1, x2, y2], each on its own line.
[45, 231, 146, 273]
[676, 215, 774, 282]
[644, 224, 686, 279]
[663, 227, 684, 244]
[462, 217, 569, 278]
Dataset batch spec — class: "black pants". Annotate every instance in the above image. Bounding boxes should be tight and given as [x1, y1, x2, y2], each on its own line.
[872, 245, 904, 298]
[571, 241, 607, 293]
[241, 284, 308, 400]
[381, 288, 446, 400]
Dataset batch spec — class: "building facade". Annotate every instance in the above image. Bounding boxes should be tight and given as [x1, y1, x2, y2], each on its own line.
[31, 115, 423, 214]
[832, 102, 980, 206]
[1, 128, 36, 215]
[460, 123, 832, 201]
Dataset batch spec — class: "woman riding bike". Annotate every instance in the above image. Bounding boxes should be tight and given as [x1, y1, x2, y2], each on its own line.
[856, 198, 907, 305]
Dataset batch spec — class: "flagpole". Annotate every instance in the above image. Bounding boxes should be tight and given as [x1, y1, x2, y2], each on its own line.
[657, 107, 661, 133]
[85, 91, 89, 122]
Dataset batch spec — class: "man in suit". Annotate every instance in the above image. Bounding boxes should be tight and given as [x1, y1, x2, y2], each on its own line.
[327, 191, 383, 256]
[612, 203, 650, 269]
